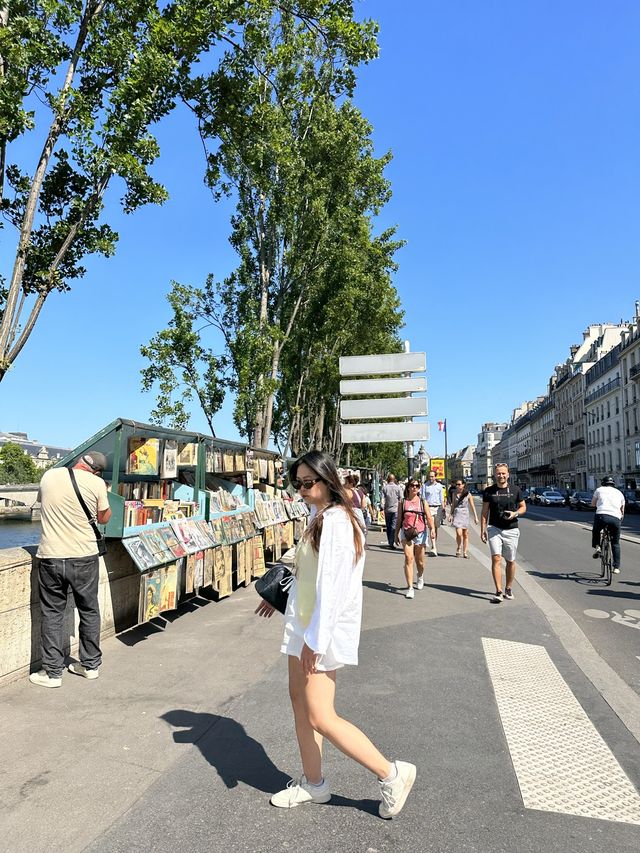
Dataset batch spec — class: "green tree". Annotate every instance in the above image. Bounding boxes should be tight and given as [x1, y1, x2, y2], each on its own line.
[0, 440, 39, 482]
[0, 0, 289, 380]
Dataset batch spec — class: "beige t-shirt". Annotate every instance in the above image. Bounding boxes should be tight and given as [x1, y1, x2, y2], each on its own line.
[37, 467, 110, 558]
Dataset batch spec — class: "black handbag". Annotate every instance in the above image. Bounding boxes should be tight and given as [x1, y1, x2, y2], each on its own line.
[255, 563, 294, 614]
[68, 468, 108, 556]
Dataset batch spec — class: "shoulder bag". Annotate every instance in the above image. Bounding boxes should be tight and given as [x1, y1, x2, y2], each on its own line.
[68, 468, 108, 556]
[255, 563, 295, 613]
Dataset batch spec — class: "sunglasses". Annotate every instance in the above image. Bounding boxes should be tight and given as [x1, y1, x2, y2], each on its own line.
[292, 477, 322, 490]
[408, 483, 419, 488]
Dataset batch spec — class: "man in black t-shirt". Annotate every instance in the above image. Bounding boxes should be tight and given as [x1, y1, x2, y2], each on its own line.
[481, 463, 526, 603]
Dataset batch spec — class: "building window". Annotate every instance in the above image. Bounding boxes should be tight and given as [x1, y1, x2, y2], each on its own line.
[617, 448, 622, 470]
[636, 441, 640, 469]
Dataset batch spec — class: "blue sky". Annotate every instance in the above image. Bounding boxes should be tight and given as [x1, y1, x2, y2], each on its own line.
[2, 1, 640, 460]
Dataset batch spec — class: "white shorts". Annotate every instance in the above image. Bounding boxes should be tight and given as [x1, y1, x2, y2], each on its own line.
[399, 528, 428, 547]
[488, 526, 520, 562]
[429, 506, 444, 527]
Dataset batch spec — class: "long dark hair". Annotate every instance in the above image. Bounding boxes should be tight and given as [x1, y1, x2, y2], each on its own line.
[289, 451, 364, 561]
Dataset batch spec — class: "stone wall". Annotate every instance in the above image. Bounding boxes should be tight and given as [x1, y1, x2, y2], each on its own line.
[0, 542, 140, 686]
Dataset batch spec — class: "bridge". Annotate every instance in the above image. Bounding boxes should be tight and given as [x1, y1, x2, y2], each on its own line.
[0, 484, 40, 519]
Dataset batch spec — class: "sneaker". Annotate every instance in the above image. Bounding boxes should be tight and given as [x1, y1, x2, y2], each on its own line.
[270, 776, 331, 808]
[29, 670, 62, 689]
[416, 576, 424, 590]
[613, 567, 620, 574]
[431, 546, 438, 557]
[405, 587, 415, 599]
[504, 588, 514, 600]
[593, 548, 601, 559]
[379, 760, 417, 819]
[492, 591, 504, 603]
[68, 663, 99, 680]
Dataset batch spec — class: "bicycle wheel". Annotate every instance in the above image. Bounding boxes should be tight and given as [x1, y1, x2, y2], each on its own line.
[600, 532, 612, 586]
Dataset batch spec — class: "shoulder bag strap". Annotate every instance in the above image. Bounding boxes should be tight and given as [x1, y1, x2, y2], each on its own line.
[68, 468, 103, 545]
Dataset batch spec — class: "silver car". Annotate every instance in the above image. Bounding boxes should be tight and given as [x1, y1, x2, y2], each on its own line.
[540, 490, 565, 507]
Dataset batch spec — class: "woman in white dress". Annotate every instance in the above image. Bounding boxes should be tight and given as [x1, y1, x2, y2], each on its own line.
[256, 451, 416, 819]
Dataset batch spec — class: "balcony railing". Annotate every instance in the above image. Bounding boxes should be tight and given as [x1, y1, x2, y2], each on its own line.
[630, 364, 640, 381]
[570, 437, 585, 449]
[584, 376, 621, 404]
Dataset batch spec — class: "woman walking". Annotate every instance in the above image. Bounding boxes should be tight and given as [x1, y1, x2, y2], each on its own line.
[450, 480, 478, 557]
[344, 474, 367, 533]
[256, 451, 416, 818]
[394, 479, 435, 598]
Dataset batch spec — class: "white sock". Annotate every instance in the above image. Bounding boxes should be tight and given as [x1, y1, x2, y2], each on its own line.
[380, 762, 398, 783]
[306, 777, 325, 788]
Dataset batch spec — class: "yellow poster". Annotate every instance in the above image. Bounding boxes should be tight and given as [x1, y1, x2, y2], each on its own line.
[431, 458, 445, 480]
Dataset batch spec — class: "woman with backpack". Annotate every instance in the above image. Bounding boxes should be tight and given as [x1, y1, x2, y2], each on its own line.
[394, 479, 435, 598]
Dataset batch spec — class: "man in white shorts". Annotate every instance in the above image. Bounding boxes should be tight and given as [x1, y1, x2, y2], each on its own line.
[480, 463, 526, 603]
[419, 469, 445, 556]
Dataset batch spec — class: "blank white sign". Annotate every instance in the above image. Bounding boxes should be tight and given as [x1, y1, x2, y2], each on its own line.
[339, 377, 427, 396]
[341, 422, 431, 443]
[339, 352, 426, 377]
[340, 397, 428, 420]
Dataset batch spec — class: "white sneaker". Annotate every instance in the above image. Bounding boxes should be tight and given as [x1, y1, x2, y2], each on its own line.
[416, 576, 424, 590]
[431, 546, 438, 557]
[29, 670, 62, 689]
[68, 663, 99, 680]
[405, 587, 415, 599]
[379, 760, 417, 819]
[270, 776, 331, 808]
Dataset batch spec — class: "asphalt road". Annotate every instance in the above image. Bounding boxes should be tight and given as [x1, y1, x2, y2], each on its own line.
[503, 502, 640, 699]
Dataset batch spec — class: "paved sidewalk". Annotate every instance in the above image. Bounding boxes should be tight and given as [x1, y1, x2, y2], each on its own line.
[2, 525, 640, 852]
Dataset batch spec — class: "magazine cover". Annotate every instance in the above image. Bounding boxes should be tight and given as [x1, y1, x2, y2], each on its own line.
[194, 550, 204, 589]
[235, 541, 247, 586]
[218, 545, 233, 597]
[123, 536, 158, 572]
[171, 518, 199, 553]
[141, 529, 172, 562]
[160, 439, 178, 479]
[159, 562, 179, 612]
[185, 553, 196, 594]
[203, 548, 214, 587]
[140, 571, 161, 622]
[212, 546, 224, 591]
[158, 525, 186, 558]
[127, 437, 160, 475]
[264, 525, 275, 549]
[205, 445, 215, 473]
[211, 517, 227, 545]
[177, 442, 197, 466]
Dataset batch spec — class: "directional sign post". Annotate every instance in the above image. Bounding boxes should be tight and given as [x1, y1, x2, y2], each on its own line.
[339, 351, 428, 470]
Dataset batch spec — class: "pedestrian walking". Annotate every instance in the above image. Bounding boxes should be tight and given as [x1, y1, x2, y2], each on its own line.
[395, 479, 435, 598]
[30, 452, 111, 688]
[344, 474, 367, 534]
[449, 480, 478, 557]
[480, 463, 526, 603]
[255, 451, 416, 818]
[381, 474, 403, 549]
[419, 469, 445, 555]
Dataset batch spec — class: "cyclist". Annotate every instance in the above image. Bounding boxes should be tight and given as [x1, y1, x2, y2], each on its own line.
[591, 476, 625, 574]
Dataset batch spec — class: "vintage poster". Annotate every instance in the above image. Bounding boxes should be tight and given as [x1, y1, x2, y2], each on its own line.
[185, 553, 196, 594]
[244, 538, 253, 581]
[235, 542, 246, 586]
[123, 536, 158, 572]
[140, 571, 161, 622]
[194, 550, 204, 589]
[252, 536, 266, 577]
[160, 439, 178, 479]
[127, 437, 160, 475]
[203, 547, 214, 588]
[159, 562, 179, 612]
[158, 525, 186, 559]
[212, 546, 224, 591]
[177, 442, 198, 466]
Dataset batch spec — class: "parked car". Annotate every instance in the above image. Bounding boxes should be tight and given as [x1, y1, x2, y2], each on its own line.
[623, 490, 640, 513]
[569, 490, 594, 511]
[539, 490, 565, 507]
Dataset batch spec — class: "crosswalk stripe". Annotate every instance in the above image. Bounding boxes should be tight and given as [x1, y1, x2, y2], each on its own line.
[483, 637, 640, 824]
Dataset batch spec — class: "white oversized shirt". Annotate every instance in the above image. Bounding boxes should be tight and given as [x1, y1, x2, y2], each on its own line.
[283, 506, 365, 666]
[593, 486, 625, 519]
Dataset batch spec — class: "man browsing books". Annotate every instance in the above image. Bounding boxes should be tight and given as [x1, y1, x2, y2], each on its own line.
[30, 452, 111, 688]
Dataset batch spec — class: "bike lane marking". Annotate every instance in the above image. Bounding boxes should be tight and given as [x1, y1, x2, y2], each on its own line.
[483, 637, 640, 824]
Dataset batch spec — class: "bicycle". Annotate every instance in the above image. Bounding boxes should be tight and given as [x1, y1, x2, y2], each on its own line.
[599, 527, 613, 586]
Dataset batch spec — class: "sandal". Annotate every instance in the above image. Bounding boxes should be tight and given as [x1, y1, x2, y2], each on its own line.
[463, 553, 469, 559]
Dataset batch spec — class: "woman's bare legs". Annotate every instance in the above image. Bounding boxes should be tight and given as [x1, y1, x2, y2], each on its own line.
[414, 542, 425, 578]
[462, 528, 469, 556]
[288, 655, 324, 783]
[403, 541, 415, 587]
[455, 527, 463, 555]
[288, 655, 392, 780]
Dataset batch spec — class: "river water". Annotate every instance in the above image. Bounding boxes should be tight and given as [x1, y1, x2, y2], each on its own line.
[0, 520, 41, 549]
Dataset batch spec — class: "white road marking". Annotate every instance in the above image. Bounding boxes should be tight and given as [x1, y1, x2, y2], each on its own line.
[483, 637, 640, 824]
[583, 609, 640, 632]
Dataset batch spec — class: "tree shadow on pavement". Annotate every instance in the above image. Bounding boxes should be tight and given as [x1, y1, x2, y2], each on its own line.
[162, 709, 290, 794]
[585, 588, 640, 601]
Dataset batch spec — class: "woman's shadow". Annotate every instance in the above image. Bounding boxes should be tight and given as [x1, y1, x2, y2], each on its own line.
[161, 709, 379, 813]
[162, 709, 289, 793]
